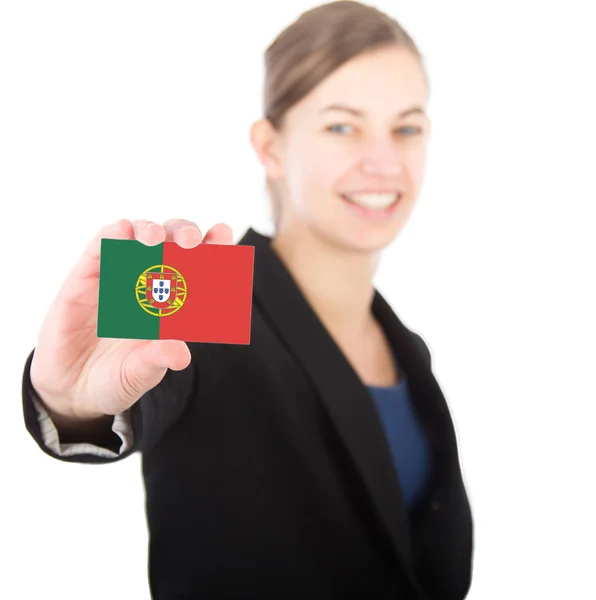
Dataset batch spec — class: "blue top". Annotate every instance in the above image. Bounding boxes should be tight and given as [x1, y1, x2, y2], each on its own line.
[366, 356, 433, 510]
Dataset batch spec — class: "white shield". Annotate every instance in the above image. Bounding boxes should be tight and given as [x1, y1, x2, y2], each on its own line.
[153, 279, 171, 302]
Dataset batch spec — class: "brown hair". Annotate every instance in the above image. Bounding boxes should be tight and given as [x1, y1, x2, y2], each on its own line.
[262, 0, 429, 232]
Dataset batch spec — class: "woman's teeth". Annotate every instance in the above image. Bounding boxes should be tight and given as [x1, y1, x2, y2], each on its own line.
[342, 192, 401, 209]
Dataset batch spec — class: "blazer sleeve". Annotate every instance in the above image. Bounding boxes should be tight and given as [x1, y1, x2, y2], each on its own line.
[31, 394, 133, 458]
[21, 347, 198, 464]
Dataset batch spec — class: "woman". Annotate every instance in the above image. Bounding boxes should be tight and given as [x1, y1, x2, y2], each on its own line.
[22, 2, 474, 598]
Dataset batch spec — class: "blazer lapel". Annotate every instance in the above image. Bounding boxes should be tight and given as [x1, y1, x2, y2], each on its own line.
[238, 227, 453, 594]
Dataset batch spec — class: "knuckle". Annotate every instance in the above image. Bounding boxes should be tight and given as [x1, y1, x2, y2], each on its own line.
[131, 219, 154, 232]
[163, 218, 199, 231]
[115, 218, 133, 232]
[164, 221, 202, 244]
[120, 358, 147, 400]
[132, 219, 165, 244]
[102, 219, 132, 238]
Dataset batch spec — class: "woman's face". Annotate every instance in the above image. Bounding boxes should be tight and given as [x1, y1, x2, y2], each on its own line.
[258, 44, 431, 253]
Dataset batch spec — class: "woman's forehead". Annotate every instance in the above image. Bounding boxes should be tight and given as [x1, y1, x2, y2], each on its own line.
[296, 49, 427, 116]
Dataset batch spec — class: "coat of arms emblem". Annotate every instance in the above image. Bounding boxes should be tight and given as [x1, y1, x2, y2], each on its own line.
[135, 265, 187, 317]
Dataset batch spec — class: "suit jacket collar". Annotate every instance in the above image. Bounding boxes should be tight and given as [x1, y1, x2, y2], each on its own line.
[238, 226, 455, 596]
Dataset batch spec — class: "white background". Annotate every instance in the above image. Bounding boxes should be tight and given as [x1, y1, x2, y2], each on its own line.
[1, 1, 595, 598]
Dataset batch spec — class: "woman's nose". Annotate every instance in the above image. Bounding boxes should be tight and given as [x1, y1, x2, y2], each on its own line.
[359, 141, 404, 177]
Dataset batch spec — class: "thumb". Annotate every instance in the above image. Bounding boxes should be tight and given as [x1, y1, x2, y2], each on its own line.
[120, 339, 191, 402]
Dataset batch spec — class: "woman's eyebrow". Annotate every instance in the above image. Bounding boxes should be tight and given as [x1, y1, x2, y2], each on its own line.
[319, 104, 426, 118]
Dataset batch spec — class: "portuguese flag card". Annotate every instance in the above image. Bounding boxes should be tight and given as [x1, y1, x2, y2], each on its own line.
[97, 239, 255, 344]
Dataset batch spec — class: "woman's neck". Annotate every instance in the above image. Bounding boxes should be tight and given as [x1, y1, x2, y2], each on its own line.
[270, 226, 381, 338]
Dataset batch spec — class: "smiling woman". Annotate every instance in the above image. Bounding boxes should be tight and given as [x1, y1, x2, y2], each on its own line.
[248, 1, 434, 356]
[254, 0, 431, 248]
[22, 1, 474, 599]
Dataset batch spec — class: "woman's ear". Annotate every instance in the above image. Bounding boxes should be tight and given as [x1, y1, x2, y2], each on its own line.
[249, 118, 284, 179]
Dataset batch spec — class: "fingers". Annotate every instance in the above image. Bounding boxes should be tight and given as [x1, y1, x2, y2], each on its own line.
[73, 218, 234, 284]
[162, 219, 234, 248]
[84, 219, 167, 265]
[74, 218, 166, 281]
[163, 218, 203, 249]
[131, 219, 167, 246]
[202, 222, 234, 245]
[71, 219, 135, 281]
[152, 339, 192, 371]
[118, 340, 191, 405]
[85, 219, 135, 263]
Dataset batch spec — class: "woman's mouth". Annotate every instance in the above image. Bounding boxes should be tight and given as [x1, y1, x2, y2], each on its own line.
[340, 192, 403, 219]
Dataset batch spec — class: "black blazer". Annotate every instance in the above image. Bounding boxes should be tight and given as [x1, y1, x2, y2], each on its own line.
[22, 226, 474, 600]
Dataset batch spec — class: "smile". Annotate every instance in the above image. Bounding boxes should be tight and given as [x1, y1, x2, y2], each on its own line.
[340, 193, 403, 219]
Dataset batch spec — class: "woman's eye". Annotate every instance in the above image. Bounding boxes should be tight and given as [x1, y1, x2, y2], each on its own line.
[397, 126, 423, 136]
[326, 124, 423, 136]
[326, 123, 353, 134]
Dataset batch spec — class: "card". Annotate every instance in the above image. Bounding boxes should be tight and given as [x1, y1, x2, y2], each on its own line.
[97, 239, 254, 344]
